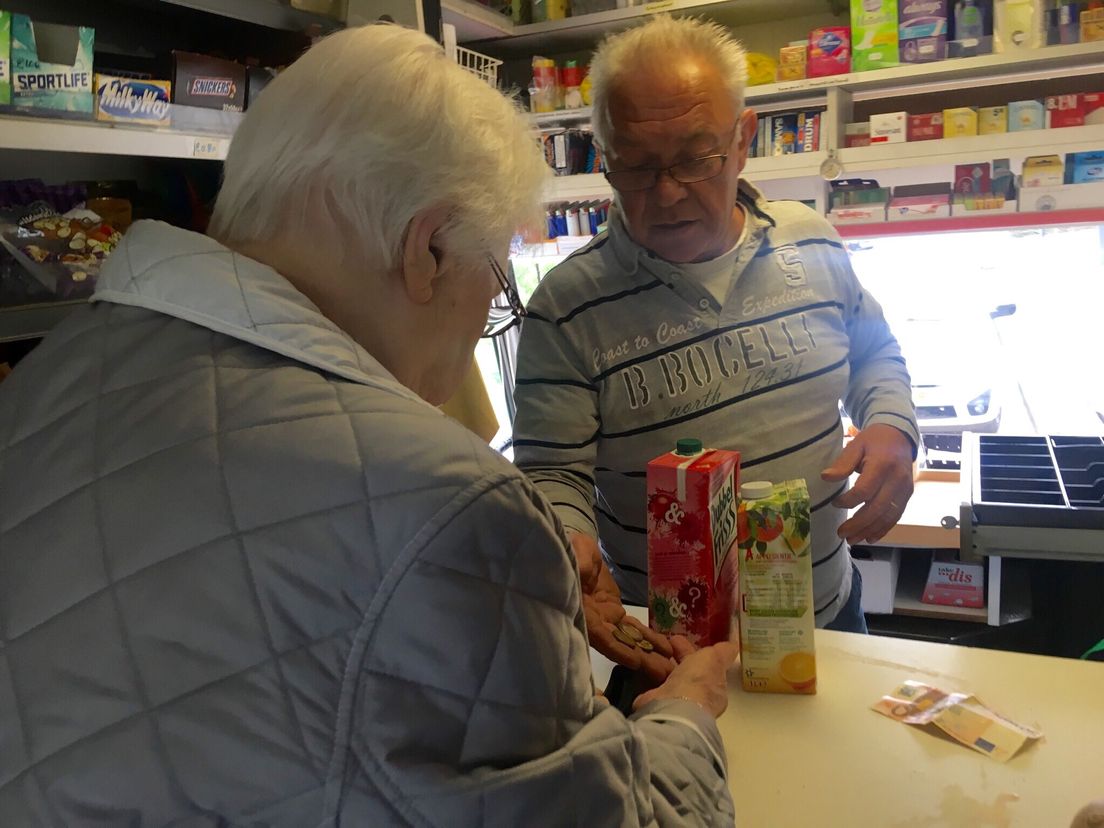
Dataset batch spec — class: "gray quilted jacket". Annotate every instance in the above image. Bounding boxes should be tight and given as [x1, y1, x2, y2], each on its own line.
[0, 221, 735, 827]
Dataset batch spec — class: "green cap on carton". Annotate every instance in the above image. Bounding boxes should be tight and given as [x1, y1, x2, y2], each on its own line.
[675, 438, 703, 456]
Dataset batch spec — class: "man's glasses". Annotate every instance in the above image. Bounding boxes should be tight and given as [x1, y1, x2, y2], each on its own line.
[603, 128, 740, 193]
[483, 255, 525, 339]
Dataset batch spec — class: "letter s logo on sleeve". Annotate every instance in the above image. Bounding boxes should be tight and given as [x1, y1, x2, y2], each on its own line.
[774, 245, 808, 288]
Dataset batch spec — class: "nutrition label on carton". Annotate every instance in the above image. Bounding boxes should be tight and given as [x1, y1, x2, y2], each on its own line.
[737, 479, 817, 694]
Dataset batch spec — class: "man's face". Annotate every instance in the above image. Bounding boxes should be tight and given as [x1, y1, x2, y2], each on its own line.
[605, 55, 757, 264]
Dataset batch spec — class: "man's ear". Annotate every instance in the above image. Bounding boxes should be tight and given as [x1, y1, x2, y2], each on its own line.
[735, 107, 758, 168]
[401, 205, 451, 305]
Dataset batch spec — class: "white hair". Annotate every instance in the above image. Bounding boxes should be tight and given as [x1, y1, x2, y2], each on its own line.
[589, 15, 748, 153]
[210, 24, 547, 269]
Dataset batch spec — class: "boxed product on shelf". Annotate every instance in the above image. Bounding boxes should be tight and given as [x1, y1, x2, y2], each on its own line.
[899, 0, 948, 62]
[948, 0, 994, 56]
[978, 105, 1007, 134]
[778, 41, 807, 81]
[1044, 0, 1080, 44]
[951, 194, 1017, 214]
[846, 122, 872, 146]
[798, 111, 821, 152]
[908, 111, 943, 140]
[771, 113, 799, 154]
[888, 182, 952, 219]
[871, 111, 907, 143]
[807, 27, 851, 77]
[1083, 6, 1104, 40]
[992, 157, 1016, 198]
[530, 56, 558, 113]
[171, 51, 246, 113]
[1045, 93, 1104, 128]
[1067, 151, 1104, 183]
[1007, 98, 1044, 130]
[943, 106, 978, 136]
[10, 14, 95, 117]
[994, 0, 1042, 50]
[851, 0, 901, 70]
[94, 74, 171, 126]
[922, 558, 985, 608]
[954, 161, 991, 194]
[852, 547, 900, 614]
[1021, 179, 1104, 210]
[828, 178, 889, 223]
[1022, 154, 1064, 187]
[0, 11, 9, 107]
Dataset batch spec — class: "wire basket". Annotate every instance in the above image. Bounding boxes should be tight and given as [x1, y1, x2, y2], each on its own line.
[442, 23, 502, 88]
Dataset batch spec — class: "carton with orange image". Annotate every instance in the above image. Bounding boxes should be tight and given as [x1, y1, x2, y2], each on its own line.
[737, 478, 817, 694]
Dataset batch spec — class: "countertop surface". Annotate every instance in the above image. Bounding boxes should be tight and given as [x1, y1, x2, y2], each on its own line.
[595, 610, 1104, 827]
[718, 629, 1103, 827]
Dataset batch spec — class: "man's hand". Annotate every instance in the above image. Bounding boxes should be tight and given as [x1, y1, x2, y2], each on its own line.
[822, 423, 914, 545]
[633, 637, 738, 719]
[569, 533, 677, 684]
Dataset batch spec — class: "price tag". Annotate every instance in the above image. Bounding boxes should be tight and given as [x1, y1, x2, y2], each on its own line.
[644, 0, 675, 11]
[192, 138, 224, 159]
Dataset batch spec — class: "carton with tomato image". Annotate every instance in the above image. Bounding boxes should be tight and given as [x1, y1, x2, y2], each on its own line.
[737, 479, 818, 694]
[646, 439, 741, 647]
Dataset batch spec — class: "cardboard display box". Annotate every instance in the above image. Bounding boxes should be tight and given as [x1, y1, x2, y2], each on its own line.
[10, 14, 94, 116]
[171, 51, 246, 113]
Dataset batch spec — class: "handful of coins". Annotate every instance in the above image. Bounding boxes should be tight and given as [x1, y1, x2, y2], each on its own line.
[612, 621, 654, 652]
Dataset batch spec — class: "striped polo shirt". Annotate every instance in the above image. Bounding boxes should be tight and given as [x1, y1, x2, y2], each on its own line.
[513, 181, 918, 625]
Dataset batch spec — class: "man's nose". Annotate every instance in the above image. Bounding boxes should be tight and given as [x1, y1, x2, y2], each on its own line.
[652, 169, 688, 208]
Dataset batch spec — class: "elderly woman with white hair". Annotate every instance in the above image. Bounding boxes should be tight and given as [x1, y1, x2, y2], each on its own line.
[0, 23, 737, 826]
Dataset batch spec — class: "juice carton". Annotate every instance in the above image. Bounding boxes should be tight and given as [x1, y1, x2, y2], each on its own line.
[737, 479, 817, 694]
[646, 439, 740, 647]
[852, 0, 901, 70]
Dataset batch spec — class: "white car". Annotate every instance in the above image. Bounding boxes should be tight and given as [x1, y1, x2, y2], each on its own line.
[894, 307, 1015, 467]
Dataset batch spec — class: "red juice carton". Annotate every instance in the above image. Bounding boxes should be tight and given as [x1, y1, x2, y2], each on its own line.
[737, 479, 817, 694]
[646, 439, 740, 647]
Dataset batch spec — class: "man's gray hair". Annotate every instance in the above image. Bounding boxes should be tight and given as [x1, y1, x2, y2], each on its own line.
[589, 15, 748, 153]
[210, 24, 547, 269]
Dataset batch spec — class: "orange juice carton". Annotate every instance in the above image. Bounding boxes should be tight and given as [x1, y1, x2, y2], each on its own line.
[737, 479, 816, 694]
[646, 439, 740, 647]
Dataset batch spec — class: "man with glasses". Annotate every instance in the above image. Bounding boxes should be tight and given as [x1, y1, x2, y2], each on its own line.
[514, 15, 919, 680]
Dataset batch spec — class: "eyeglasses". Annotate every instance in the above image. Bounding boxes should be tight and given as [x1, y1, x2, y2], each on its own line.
[603, 129, 740, 193]
[490, 255, 525, 321]
[483, 256, 525, 339]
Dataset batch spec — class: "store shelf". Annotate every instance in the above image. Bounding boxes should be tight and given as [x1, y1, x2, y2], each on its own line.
[837, 123, 1104, 176]
[442, 0, 514, 41]
[0, 114, 233, 161]
[158, 0, 344, 31]
[529, 107, 594, 129]
[544, 173, 612, 202]
[459, 0, 830, 53]
[745, 150, 827, 181]
[0, 302, 84, 344]
[747, 41, 1104, 104]
[835, 207, 1104, 238]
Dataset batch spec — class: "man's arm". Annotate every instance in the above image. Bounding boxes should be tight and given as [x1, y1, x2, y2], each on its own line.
[837, 262, 919, 452]
[345, 474, 733, 827]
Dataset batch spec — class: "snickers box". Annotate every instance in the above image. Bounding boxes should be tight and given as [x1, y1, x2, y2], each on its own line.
[96, 74, 171, 125]
[172, 51, 246, 112]
[11, 14, 95, 116]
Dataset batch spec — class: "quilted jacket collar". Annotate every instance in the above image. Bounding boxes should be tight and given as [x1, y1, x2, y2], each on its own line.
[93, 220, 426, 405]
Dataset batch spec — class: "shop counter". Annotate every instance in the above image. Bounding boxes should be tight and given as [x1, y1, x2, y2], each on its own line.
[719, 630, 1103, 827]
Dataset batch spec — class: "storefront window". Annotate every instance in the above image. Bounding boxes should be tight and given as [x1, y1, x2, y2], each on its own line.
[846, 224, 1104, 466]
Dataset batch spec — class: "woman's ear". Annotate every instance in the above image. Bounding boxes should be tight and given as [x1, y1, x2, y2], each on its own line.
[401, 205, 451, 305]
